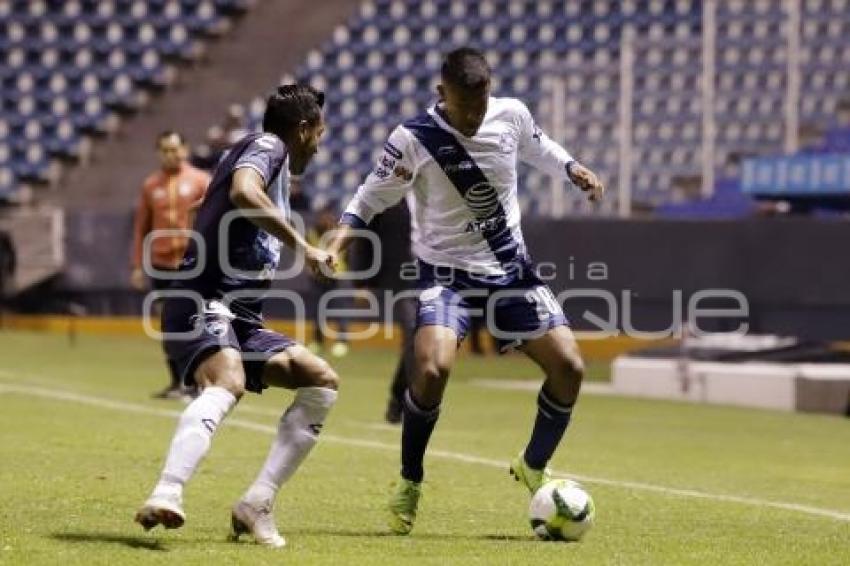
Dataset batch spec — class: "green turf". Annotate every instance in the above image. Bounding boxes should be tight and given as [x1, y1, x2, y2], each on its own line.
[0, 330, 848, 565]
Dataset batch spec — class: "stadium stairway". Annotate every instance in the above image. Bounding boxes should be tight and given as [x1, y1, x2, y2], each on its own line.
[52, 0, 357, 210]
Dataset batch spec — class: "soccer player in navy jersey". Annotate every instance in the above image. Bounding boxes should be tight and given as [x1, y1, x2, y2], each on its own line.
[135, 85, 338, 548]
[326, 48, 604, 535]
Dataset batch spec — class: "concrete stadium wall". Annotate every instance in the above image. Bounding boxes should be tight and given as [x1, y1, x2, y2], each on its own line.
[520, 217, 850, 340]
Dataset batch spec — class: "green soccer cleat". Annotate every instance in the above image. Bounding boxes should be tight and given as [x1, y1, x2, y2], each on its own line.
[510, 452, 552, 494]
[388, 479, 421, 535]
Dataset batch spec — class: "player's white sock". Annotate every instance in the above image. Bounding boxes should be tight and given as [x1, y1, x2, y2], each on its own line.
[152, 386, 237, 497]
[242, 386, 338, 505]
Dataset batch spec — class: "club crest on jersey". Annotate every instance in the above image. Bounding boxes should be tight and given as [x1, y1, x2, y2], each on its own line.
[465, 182, 500, 219]
[191, 315, 229, 337]
[394, 166, 413, 181]
[499, 131, 518, 153]
[190, 300, 235, 337]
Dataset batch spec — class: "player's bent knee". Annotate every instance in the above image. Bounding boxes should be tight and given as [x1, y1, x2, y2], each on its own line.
[200, 371, 246, 399]
[419, 362, 450, 385]
[215, 374, 247, 399]
[547, 354, 584, 386]
[292, 353, 340, 390]
[567, 355, 585, 381]
[559, 340, 586, 379]
[313, 363, 340, 391]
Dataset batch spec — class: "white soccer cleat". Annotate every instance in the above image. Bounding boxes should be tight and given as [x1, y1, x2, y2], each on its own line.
[230, 499, 286, 548]
[135, 492, 186, 531]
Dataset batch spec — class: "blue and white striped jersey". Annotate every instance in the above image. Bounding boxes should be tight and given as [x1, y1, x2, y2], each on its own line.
[343, 96, 576, 276]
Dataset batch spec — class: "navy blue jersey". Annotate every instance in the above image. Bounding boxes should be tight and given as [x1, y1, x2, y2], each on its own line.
[176, 132, 289, 320]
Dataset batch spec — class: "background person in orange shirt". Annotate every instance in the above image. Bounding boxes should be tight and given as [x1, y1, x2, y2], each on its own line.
[131, 131, 210, 399]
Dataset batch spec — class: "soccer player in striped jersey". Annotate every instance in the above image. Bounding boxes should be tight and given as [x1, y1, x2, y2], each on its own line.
[327, 47, 604, 535]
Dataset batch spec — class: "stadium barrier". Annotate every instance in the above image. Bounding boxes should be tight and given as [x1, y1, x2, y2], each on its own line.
[612, 356, 850, 415]
[0, 314, 661, 361]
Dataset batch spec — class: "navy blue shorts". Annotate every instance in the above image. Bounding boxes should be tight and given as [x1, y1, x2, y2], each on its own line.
[149, 268, 180, 292]
[414, 260, 569, 352]
[161, 296, 296, 393]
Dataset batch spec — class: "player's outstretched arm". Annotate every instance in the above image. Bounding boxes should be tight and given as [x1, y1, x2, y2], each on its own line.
[515, 99, 604, 202]
[324, 210, 375, 272]
[230, 167, 335, 275]
[324, 222, 354, 261]
[323, 126, 417, 262]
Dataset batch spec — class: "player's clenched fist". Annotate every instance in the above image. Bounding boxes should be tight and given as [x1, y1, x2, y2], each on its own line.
[568, 162, 604, 202]
[305, 245, 337, 278]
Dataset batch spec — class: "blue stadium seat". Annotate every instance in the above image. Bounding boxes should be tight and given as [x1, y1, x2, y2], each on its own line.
[9, 0, 846, 211]
[125, 22, 158, 55]
[44, 119, 85, 159]
[129, 48, 169, 87]
[72, 96, 112, 134]
[102, 73, 138, 111]
[0, 165, 20, 201]
[186, 1, 228, 35]
[13, 143, 51, 183]
[156, 23, 199, 60]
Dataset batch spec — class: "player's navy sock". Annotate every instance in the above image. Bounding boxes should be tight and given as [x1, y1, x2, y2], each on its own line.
[389, 357, 408, 403]
[400, 389, 440, 483]
[523, 388, 573, 470]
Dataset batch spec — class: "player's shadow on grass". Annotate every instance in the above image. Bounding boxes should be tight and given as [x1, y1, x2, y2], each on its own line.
[50, 532, 168, 551]
[291, 527, 533, 542]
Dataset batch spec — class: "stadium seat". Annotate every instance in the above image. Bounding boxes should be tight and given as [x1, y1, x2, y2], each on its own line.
[0, 0, 254, 199]
[4, 0, 844, 212]
[12, 143, 50, 183]
[186, 1, 228, 36]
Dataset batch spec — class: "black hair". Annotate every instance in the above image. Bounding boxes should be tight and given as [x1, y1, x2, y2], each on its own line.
[441, 47, 491, 90]
[156, 130, 185, 147]
[263, 84, 325, 138]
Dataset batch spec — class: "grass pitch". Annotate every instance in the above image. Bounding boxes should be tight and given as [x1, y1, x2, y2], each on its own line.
[0, 329, 849, 565]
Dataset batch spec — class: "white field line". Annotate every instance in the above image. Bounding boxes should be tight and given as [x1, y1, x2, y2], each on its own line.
[1, 380, 849, 523]
[472, 379, 616, 395]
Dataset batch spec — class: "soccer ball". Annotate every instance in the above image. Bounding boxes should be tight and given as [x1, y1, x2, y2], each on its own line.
[528, 479, 595, 541]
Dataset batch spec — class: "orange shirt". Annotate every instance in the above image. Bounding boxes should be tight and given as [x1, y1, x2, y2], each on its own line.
[131, 162, 210, 270]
